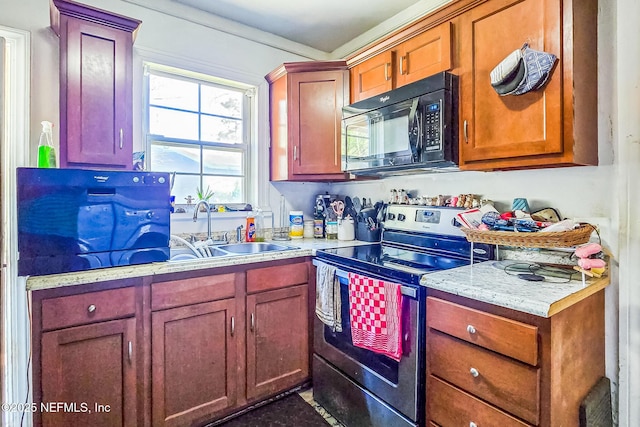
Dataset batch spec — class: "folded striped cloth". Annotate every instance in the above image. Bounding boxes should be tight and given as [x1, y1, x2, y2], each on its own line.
[348, 272, 403, 361]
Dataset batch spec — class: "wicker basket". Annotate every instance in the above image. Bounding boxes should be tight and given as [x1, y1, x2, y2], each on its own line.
[460, 224, 595, 248]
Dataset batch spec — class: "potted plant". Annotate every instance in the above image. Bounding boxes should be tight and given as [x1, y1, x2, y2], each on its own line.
[196, 185, 214, 212]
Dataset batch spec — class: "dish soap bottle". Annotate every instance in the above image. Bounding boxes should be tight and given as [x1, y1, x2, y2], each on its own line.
[246, 212, 256, 242]
[37, 121, 56, 168]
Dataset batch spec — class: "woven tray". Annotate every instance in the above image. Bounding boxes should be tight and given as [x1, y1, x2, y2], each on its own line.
[461, 224, 595, 248]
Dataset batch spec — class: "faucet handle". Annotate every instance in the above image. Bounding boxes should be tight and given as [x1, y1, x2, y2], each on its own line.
[222, 232, 229, 243]
[236, 225, 244, 242]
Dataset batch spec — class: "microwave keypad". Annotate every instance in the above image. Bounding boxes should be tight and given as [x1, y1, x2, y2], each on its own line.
[424, 102, 441, 151]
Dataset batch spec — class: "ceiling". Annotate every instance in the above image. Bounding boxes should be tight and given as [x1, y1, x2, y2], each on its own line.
[170, 0, 448, 54]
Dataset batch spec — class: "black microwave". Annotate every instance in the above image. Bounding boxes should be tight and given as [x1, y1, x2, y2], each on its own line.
[342, 71, 458, 175]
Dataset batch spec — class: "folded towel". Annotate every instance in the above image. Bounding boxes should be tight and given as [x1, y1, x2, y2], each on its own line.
[315, 262, 342, 332]
[348, 273, 403, 361]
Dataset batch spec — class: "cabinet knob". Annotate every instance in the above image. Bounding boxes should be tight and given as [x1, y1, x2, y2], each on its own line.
[470, 367, 479, 378]
[470, 423, 478, 427]
[467, 324, 476, 334]
[250, 313, 255, 332]
[463, 120, 469, 143]
[293, 145, 298, 161]
[119, 128, 124, 149]
[230, 316, 235, 336]
[87, 304, 96, 313]
[384, 62, 391, 81]
[399, 56, 406, 75]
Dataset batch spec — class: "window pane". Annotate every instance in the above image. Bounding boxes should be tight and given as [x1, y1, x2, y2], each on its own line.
[202, 148, 242, 175]
[201, 115, 243, 144]
[149, 74, 198, 111]
[150, 143, 200, 173]
[149, 107, 199, 140]
[172, 174, 201, 206]
[201, 85, 242, 118]
[203, 176, 244, 203]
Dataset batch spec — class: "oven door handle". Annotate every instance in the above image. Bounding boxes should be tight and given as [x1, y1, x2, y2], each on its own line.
[313, 259, 418, 299]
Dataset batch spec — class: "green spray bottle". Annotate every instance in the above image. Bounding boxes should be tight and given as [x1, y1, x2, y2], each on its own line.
[37, 121, 57, 168]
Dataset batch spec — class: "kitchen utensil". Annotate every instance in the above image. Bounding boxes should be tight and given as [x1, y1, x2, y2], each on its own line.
[344, 196, 355, 219]
[331, 201, 345, 218]
[353, 197, 362, 214]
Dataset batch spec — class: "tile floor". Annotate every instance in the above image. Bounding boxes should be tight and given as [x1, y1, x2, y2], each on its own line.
[298, 388, 344, 427]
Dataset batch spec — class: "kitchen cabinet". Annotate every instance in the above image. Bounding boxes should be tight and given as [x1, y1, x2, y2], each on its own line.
[150, 273, 244, 427]
[455, 0, 597, 170]
[349, 21, 452, 103]
[50, 0, 141, 169]
[266, 61, 349, 181]
[33, 281, 141, 427]
[426, 290, 606, 426]
[246, 263, 310, 401]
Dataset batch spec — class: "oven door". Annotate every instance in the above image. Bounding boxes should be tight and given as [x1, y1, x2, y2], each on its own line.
[313, 262, 423, 422]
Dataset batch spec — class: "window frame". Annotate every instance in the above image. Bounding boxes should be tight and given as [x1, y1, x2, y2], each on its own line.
[142, 62, 255, 206]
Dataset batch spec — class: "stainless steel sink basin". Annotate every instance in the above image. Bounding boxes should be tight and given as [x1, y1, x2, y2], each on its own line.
[215, 242, 298, 254]
[169, 246, 230, 261]
[169, 241, 297, 261]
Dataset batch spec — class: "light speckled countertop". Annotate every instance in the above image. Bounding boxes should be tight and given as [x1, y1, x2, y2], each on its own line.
[25, 238, 370, 292]
[26, 240, 609, 318]
[422, 261, 609, 317]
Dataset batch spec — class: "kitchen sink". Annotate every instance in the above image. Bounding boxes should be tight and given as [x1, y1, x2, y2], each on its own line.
[215, 242, 298, 254]
[169, 241, 298, 261]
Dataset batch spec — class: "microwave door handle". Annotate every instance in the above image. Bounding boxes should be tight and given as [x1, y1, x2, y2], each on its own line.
[408, 98, 420, 161]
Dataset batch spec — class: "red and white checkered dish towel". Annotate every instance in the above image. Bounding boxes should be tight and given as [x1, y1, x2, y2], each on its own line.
[348, 273, 403, 361]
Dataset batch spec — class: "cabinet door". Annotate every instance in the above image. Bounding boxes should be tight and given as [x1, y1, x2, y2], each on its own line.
[61, 17, 133, 168]
[289, 70, 347, 176]
[396, 21, 452, 87]
[152, 299, 238, 427]
[458, 0, 562, 167]
[41, 318, 136, 427]
[350, 50, 394, 103]
[246, 284, 309, 401]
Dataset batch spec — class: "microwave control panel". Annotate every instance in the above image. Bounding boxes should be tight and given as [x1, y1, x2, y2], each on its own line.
[423, 101, 442, 151]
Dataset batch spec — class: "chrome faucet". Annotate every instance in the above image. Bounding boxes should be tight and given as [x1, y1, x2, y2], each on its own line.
[193, 200, 212, 240]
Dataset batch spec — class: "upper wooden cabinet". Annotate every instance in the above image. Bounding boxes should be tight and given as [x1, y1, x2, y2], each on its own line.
[455, 0, 597, 170]
[51, 0, 141, 169]
[349, 21, 452, 103]
[266, 61, 350, 181]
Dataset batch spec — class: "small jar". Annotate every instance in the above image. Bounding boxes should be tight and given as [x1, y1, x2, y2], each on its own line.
[325, 221, 338, 239]
[303, 220, 314, 238]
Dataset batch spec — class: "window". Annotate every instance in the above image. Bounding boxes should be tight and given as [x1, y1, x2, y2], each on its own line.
[144, 63, 253, 206]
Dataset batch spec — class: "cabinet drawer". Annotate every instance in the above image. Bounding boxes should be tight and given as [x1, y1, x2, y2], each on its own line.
[429, 376, 533, 427]
[247, 262, 309, 293]
[427, 297, 538, 365]
[151, 273, 240, 311]
[42, 286, 135, 330]
[429, 330, 540, 425]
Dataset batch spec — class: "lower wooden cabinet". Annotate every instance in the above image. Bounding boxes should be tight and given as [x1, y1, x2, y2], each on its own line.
[246, 285, 309, 401]
[41, 318, 137, 427]
[426, 292, 605, 427]
[32, 259, 312, 427]
[151, 299, 238, 426]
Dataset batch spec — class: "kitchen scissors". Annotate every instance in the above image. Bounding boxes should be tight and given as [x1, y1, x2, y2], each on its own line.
[331, 201, 345, 218]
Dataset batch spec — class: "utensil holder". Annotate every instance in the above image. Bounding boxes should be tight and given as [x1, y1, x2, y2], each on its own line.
[357, 223, 381, 242]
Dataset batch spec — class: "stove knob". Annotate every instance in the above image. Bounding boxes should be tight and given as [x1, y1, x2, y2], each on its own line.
[158, 176, 166, 184]
[387, 213, 396, 220]
[397, 213, 406, 221]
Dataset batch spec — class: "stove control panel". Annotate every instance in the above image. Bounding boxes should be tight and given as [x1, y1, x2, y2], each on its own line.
[383, 205, 464, 236]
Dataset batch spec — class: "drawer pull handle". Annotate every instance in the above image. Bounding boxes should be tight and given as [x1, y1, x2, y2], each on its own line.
[250, 313, 255, 332]
[464, 120, 469, 143]
[470, 367, 479, 378]
[87, 304, 96, 313]
[470, 423, 478, 427]
[467, 324, 476, 334]
[230, 316, 235, 336]
[128, 341, 132, 364]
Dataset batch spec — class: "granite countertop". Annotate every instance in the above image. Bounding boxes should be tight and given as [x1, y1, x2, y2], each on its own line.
[421, 260, 609, 317]
[26, 240, 609, 318]
[25, 238, 371, 292]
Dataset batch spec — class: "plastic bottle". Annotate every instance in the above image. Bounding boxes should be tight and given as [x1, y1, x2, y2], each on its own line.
[37, 121, 57, 168]
[246, 212, 256, 242]
[313, 209, 325, 238]
[255, 209, 265, 242]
